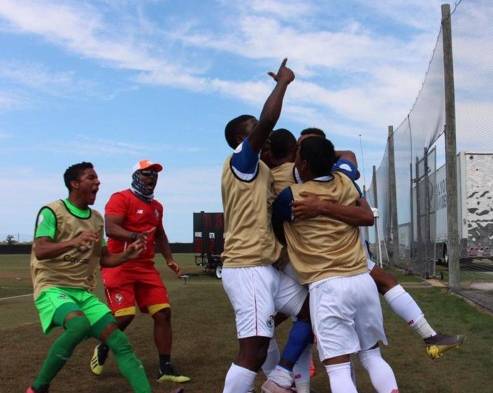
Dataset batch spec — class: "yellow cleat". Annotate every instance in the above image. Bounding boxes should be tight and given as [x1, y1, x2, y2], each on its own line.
[157, 363, 191, 383]
[424, 334, 465, 359]
[90, 344, 108, 375]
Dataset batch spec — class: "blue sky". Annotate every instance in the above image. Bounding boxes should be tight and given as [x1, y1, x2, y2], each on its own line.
[0, 0, 479, 242]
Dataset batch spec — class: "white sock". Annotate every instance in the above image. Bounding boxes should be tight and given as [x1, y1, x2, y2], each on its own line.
[359, 348, 398, 393]
[268, 365, 293, 388]
[325, 362, 358, 393]
[384, 285, 436, 338]
[262, 338, 280, 377]
[293, 344, 311, 391]
[223, 363, 257, 393]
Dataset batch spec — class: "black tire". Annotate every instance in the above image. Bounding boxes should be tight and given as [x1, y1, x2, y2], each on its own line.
[215, 264, 223, 279]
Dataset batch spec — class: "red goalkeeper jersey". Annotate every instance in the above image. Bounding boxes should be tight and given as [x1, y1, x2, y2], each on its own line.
[105, 189, 164, 263]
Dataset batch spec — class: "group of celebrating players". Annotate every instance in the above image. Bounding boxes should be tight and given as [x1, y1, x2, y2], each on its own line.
[27, 58, 463, 393]
[220, 59, 464, 393]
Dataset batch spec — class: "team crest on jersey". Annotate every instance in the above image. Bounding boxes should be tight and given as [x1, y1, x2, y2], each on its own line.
[114, 293, 124, 304]
[266, 315, 275, 329]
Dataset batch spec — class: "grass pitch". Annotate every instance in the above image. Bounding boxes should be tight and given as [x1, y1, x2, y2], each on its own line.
[1, 254, 493, 392]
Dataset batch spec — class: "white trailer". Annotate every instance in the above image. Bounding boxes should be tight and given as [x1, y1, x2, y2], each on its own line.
[431, 152, 493, 261]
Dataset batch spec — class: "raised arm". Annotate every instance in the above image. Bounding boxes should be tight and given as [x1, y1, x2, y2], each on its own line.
[248, 59, 295, 153]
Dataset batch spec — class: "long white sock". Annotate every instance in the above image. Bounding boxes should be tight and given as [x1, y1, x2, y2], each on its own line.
[268, 365, 293, 388]
[325, 362, 358, 393]
[359, 348, 398, 393]
[223, 363, 257, 393]
[262, 338, 280, 377]
[384, 284, 436, 338]
[293, 344, 311, 392]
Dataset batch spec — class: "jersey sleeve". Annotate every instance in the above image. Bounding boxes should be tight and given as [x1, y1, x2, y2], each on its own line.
[332, 158, 360, 180]
[34, 207, 57, 239]
[105, 192, 128, 216]
[273, 187, 295, 223]
[230, 139, 260, 181]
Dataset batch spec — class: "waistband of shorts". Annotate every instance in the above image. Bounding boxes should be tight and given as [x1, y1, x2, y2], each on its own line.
[308, 271, 369, 291]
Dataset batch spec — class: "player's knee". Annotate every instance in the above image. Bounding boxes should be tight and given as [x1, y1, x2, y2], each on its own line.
[64, 314, 91, 342]
[152, 308, 171, 324]
[371, 268, 398, 294]
[117, 314, 135, 330]
[238, 340, 269, 371]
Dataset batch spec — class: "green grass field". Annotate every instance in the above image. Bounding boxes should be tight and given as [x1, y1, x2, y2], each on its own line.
[1, 254, 493, 392]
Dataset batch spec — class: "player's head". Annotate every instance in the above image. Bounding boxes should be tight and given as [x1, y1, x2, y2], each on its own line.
[63, 162, 99, 206]
[264, 128, 297, 168]
[295, 136, 336, 182]
[298, 127, 326, 144]
[225, 114, 258, 149]
[131, 160, 163, 199]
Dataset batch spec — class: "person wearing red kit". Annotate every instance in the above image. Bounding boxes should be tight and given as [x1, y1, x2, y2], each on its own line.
[90, 160, 190, 385]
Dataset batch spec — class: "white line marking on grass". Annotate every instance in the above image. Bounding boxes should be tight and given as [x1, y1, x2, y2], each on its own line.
[0, 293, 32, 301]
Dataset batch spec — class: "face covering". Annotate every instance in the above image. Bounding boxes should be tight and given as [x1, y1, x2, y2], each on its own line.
[131, 170, 157, 201]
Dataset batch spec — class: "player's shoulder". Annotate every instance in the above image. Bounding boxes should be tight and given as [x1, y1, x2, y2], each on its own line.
[152, 198, 164, 211]
[91, 209, 104, 222]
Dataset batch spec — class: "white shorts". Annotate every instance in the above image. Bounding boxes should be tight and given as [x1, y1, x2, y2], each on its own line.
[367, 258, 376, 271]
[309, 272, 387, 361]
[222, 265, 307, 338]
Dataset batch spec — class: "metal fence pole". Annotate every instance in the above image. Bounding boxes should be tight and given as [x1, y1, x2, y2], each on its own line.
[409, 162, 414, 268]
[423, 147, 432, 278]
[363, 185, 370, 247]
[415, 156, 423, 274]
[442, 3, 460, 290]
[372, 165, 381, 265]
[387, 126, 400, 267]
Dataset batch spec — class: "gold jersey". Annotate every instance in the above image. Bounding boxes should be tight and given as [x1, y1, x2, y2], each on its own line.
[31, 200, 104, 299]
[281, 172, 367, 284]
[221, 156, 281, 267]
[271, 162, 296, 196]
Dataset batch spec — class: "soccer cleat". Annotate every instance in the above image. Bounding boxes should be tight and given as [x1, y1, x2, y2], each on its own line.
[157, 363, 191, 383]
[26, 388, 36, 393]
[424, 333, 465, 359]
[90, 344, 109, 375]
[261, 379, 294, 393]
[26, 387, 49, 393]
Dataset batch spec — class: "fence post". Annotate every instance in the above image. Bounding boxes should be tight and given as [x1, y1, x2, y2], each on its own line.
[363, 185, 370, 248]
[423, 147, 432, 278]
[387, 126, 400, 267]
[442, 3, 460, 290]
[372, 165, 381, 265]
[415, 156, 424, 275]
[409, 162, 414, 268]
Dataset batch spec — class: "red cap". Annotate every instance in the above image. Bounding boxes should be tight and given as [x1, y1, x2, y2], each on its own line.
[133, 160, 163, 172]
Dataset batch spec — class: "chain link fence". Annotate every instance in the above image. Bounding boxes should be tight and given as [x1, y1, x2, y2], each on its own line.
[364, 0, 493, 291]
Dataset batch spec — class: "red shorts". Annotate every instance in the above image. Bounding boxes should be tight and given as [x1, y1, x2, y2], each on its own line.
[101, 262, 170, 317]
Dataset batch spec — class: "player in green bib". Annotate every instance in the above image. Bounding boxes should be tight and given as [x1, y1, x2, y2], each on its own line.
[27, 162, 152, 393]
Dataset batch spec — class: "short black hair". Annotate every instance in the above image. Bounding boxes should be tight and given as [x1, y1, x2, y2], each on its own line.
[270, 128, 296, 160]
[64, 162, 94, 191]
[225, 114, 256, 149]
[300, 127, 326, 138]
[299, 137, 336, 178]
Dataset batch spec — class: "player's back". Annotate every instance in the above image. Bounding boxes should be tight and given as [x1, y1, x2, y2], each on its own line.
[221, 154, 281, 268]
[283, 172, 367, 284]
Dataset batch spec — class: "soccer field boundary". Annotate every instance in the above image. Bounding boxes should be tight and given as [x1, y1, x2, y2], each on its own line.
[0, 293, 32, 301]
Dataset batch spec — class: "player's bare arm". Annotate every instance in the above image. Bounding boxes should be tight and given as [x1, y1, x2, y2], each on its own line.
[248, 58, 295, 153]
[335, 150, 358, 166]
[33, 230, 99, 260]
[293, 193, 374, 226]
[155, 224, 182, 276]
[105, 214, 148, 242]
[100, 238, 146, 267]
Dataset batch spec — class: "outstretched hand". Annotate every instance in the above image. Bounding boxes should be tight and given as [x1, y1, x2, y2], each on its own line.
[72, 231, 99, 252]
[268, 58, 295, 85]
[124, 238, 146, 260]
[166, 259, 182, 276]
